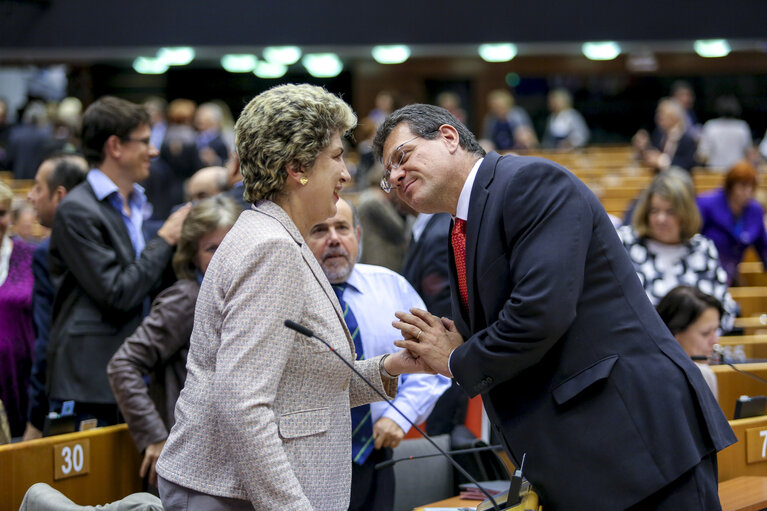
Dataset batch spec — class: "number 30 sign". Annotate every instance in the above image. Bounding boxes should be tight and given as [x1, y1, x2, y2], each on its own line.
[54, 439, 90, 480]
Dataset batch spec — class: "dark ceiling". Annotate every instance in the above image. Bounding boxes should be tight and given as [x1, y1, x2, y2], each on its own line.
[1, 0, 765, 50]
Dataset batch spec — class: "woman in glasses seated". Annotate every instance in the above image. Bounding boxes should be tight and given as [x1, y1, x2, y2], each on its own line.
[656, 285, 723, 398]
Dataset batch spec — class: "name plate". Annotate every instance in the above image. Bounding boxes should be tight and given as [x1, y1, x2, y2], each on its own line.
[53, 438, 91, 480]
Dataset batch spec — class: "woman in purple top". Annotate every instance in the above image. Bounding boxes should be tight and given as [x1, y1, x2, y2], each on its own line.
[697, 161, 767, 285]
[0, 181, 35, 438]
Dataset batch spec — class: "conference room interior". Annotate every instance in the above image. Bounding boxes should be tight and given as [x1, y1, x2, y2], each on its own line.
[4, 1, 767, 509]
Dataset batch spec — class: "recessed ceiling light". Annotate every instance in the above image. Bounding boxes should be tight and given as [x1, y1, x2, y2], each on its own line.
[478, 43, 517, 62]
[254, 61, 288, 79]
[221, 54, 258, 73]
[263, 46, 302, 65]
[582, 41, 621, 61]
[694, 39, 731, 58]
[302, 53, 343, 78]
[372, 45, 411, 64]
[157, 47, 195, 66]
[133, 57, 168, 75]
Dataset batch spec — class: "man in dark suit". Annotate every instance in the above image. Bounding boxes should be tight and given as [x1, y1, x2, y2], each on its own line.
[22, 153, 88, 440]
[48, 96, 190, 426]
[372, 104, 735, 510]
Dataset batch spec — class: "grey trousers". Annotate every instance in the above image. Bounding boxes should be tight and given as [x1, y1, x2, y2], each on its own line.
[158, 476, 254, 511]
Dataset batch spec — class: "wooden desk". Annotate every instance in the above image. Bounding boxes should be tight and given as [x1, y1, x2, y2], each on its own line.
[416, 495, 477, 509]
[719, 476, 767, 511]
[416, 477, 767, 511]
[416, 489, 539, 510]
[0, 424, 142, 511]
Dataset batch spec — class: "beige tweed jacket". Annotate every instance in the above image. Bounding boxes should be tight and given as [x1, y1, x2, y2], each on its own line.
[156, 200, 397, 510]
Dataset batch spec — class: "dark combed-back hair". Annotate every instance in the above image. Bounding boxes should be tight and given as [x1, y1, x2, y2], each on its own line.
[81, 96, 150, 166]
[656, 285, 724, 336]
[44, 153, 88, 193]
[372, 104, 485, 162]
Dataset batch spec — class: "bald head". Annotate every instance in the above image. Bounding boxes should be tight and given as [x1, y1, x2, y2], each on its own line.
[186, 166, 228, 201]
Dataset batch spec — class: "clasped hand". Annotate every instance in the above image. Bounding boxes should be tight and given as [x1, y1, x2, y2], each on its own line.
[392, 308, 464, 378]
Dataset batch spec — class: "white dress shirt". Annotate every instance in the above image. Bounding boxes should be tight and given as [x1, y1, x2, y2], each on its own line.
[343, 264, 451, 433]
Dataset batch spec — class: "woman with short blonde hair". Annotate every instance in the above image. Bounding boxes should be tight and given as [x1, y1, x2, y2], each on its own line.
[618, 170, 736, 331]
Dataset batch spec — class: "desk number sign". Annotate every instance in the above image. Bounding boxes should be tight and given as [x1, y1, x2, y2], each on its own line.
[53, 438, 91, 480]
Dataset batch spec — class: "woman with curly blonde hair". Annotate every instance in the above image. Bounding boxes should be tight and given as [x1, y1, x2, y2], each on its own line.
[156, 84, 428, 511]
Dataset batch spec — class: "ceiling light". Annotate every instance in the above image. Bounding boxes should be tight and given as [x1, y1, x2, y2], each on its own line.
[371, 45, 411, 64]
[157, 47, 195, 66]
[478, 43, 517, 62]
[694, 39, 731, 58]
[263, 46, 302, 65]
[582, 41, 621, 61]
[302, 53, 343, 78]
[133, 57, 168, 75]
[221, 54, 258, 73]
[254, 61, 288, 79]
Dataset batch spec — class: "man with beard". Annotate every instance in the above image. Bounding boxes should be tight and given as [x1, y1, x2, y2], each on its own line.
[306, 198, 450, 511]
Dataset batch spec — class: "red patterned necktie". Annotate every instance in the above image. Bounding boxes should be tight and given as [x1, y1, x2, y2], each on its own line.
[451, 218, 469, 312]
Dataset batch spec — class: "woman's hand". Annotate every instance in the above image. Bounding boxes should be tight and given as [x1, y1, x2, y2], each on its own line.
[384, 347, 438, 376]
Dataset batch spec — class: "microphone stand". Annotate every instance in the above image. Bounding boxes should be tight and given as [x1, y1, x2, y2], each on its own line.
[285, 319, 507, 511]
[713, 344, 767, 386]
[375, 444, 505, 470]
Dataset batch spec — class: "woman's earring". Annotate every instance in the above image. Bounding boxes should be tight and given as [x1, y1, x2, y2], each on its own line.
[299, 177, 308, 186]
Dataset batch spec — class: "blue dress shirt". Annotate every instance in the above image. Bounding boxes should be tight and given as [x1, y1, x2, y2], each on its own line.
[342, 264, 451, 433]
[87, 169, 147, 257]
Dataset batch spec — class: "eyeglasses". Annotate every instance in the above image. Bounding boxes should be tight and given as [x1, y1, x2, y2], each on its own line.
[122, 136, 152, 146]
[380, 131, 437, 193]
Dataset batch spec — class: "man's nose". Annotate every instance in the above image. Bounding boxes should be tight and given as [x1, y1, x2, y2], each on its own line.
[390, 167, 406, 187]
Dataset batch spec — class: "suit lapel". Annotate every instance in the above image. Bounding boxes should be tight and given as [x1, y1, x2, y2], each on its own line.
[464, 153, 500, 330]
[256, 200, 353, 353]
[87, 183, 138, 264]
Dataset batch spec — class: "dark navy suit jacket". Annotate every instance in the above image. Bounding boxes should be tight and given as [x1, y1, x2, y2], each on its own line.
[401, 213, 453, 319]
[28, 238, 53, 429]
[448, 152, 735, 510]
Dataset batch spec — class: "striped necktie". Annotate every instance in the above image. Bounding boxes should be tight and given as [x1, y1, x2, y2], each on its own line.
[333, 283, 375, 465]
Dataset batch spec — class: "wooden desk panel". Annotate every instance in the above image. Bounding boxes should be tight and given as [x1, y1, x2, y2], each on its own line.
[0, 424, 142, 511]
[712, 363, 767, 420]
[719, 476, 767, 511]
[719, 417, 767, 482]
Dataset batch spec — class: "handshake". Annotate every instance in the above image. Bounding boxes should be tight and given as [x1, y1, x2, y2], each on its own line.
[383, 307, 464, 378]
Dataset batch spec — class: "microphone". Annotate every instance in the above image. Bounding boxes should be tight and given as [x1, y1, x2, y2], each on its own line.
[375, 444, 505, 470]
[284, 319, 514, 511]
[713, 344, 767, 386]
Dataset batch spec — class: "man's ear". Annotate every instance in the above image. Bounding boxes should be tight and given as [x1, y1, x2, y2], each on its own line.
[104, 134, 123, 160]
[437, 124, 461, 154]
[51, 186, 67, 207]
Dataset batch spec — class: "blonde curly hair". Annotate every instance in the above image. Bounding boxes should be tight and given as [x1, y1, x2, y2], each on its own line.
[235, 84, 356, 203]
